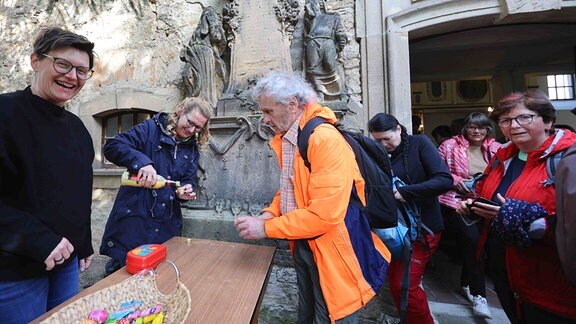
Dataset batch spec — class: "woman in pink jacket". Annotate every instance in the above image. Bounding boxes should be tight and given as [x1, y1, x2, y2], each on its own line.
[438, 112, 501, 318]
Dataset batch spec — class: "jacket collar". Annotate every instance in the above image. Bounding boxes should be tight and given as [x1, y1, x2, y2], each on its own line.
[154, 112, 195, 147]
[298, 102, 338, 129]
[497, 129, 576, 162]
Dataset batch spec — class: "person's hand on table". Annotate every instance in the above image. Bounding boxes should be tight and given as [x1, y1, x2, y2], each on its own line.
[234, 216, 267, 240]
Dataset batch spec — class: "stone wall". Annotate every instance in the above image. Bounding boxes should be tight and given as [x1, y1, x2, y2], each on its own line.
[0, 0, 361, 117]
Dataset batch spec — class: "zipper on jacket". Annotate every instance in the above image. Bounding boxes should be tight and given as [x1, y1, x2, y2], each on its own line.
[514, 291, 522, 320]
[173, 144, 178, 159]
[169, 195, 174, 219]
[149, 190, 158, 218]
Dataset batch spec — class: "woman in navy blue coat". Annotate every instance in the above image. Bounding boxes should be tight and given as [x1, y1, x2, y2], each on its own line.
[100, 97, 211, 274]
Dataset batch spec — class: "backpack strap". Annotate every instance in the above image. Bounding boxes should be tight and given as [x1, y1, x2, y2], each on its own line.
[297, 116, 329, 171]
[539, 129, 566, 186]
[298, 117, 366, 212]
[544, 150, 563, 186]
[542, 143, 576, 187]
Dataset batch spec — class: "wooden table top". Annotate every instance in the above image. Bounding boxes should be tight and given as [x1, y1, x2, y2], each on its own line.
[33, 237, 276, 323]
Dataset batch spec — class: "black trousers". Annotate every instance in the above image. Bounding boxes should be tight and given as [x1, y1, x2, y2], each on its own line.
[443, 206, 487, 297]
[485, 235, 518, 322]
[293, 240, 358, 324]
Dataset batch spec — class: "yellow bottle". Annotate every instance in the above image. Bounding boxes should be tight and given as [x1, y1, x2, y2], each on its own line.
[121, 171, 181, 189]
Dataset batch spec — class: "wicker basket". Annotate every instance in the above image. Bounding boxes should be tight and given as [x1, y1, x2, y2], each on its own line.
[40, 260, 191, 323]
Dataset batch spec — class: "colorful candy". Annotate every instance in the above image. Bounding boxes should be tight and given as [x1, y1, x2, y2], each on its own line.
[86, 301, 164, 324]
[127, 306, 163, 319]
[133, 312, 164, 324]
[151, 312, 164, 324]
[109, 308, 135, 320]
[119, 300, 142, 309]
[88, 309, 108, 323]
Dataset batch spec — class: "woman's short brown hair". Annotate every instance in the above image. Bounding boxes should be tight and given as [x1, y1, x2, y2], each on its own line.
[33, 26, 95, 69]
[490, 89, 556, 128]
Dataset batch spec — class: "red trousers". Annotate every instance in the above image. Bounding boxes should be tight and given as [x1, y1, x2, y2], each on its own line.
[388, 232, 442, 324]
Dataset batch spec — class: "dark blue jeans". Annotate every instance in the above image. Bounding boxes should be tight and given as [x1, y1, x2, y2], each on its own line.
[0, 257, 79, 323]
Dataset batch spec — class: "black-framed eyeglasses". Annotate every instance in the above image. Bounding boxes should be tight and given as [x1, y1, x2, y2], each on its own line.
[497, 114, 539, 128]
[42, 54, 93, 80]
[466, 126, 488, 132]
[184, 114, 205, 131]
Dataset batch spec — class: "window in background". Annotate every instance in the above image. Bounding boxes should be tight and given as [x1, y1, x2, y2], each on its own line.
[102, 111, 154, 166]
[547, 74, 574, 100]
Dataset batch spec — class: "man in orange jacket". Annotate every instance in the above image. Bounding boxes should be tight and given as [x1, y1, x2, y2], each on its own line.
[234, 71, 391, 323]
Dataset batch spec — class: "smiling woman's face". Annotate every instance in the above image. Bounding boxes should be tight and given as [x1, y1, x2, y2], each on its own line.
[30, 47, 90, 106]
[464, 124, 488, 146]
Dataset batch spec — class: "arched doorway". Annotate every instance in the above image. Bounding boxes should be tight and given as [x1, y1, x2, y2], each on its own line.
[385, 1, 576, 134]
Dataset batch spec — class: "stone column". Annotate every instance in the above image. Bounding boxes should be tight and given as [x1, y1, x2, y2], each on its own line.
[386, 19, 413, 131]
[358, 0, 387, 119]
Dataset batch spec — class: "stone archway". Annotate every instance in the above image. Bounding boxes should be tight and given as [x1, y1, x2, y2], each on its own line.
[81, 90, 178, 174]
[383, 0, 576, 132]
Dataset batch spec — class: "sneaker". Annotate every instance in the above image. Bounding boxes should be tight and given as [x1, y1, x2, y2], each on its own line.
[472, 295, 492, 318]
[461, 285, 473, 303]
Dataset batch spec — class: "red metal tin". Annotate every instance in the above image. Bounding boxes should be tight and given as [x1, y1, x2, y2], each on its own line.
[126, 244, 167, 274]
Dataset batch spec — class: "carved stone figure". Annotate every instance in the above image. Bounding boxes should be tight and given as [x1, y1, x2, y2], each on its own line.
[180, 6, 228, 107]
[230, 198, 243, 217]
[249, 201, 263, 217]
[304, 0, 348, 102]
[222, 0, 240, 46]
[273, 0, 300, 40]
[214, 197, 226, 217]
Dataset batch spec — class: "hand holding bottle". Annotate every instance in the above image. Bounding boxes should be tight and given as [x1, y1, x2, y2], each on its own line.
[135, 165, 159, 188]
[121, 166, 181, 189]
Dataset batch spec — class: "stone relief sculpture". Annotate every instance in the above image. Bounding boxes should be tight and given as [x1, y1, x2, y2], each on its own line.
[214, 197, 226, 217]
[208, 116, 274, 155]
[303, 0, 348, 102]
[249, 201, 264, 217]
[230, 198, 243, 217]
[273, 0, 300, 40]
[180, 6, 228, 107]
[222, 0, 241, 46]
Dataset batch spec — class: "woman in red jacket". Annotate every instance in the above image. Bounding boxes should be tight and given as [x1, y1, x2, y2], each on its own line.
[457, 90, 576, 323]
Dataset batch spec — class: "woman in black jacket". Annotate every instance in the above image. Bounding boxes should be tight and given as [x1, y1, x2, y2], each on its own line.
[369, 113, 453, 324]
[0, 27, 96, 323]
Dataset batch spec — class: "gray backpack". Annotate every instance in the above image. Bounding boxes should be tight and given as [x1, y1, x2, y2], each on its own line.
[555, 144, 576, 285]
